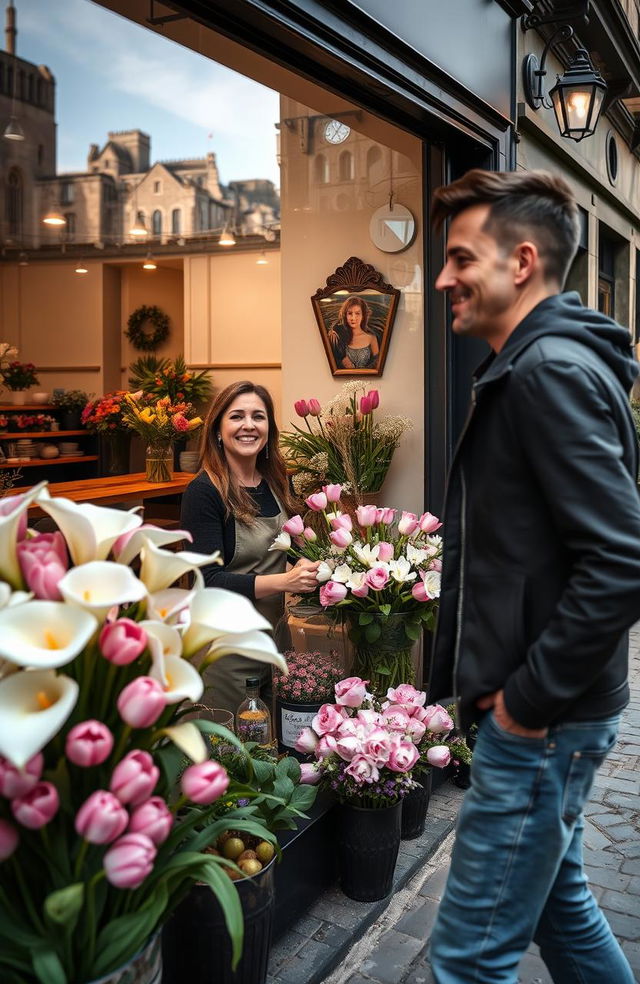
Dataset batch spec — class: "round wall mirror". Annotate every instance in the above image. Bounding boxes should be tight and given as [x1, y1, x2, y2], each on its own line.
[369, 203, 416, 253]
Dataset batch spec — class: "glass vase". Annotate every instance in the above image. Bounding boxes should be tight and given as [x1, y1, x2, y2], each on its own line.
[145, 444, 173, 483]
[101, 431, 131, 477]
[347, 611, 421, 696]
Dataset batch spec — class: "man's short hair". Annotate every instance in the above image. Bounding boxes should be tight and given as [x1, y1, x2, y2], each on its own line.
[431, 169, 580, 286]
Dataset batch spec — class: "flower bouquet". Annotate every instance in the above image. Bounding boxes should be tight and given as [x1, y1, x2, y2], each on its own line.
[1, 360, 39, 392]
[14, 413, 56, 431]
[128, 354, 212, 408]
[0, 481, 289, 983]
[122, 392, 203, 483]
[269, 483, 442, 693]
[279, 383, 412, 500]
[81, 392, 130, 434]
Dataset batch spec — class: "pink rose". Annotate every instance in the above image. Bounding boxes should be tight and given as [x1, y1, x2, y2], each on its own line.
[344, 754, 379, 784]
[66, 720, 114, 767]
[299, 763, 322, 785]
[406, 718, 427, 742]
[0, 819, 19, 860]
[362, 728, 392, 766]
[75, 790, 128, 844]
[367, 389, 380, 410]
[330, 528, 352, 549]
[110, 750, 159, 806]
[322, 484, 342, 502]
[103, 832, 156, 889]
[365, 566, 390, 591]
[351, 579, 369, 598]
[381, 705, 412, 732]
[335, 734, 362, 761]
[294, 399, 309, 418]
[312, 703, 347, 736]
[334, 676, 368, 708]
[11, 781, 59, 829]
[386, 684, 427, 711]
[355, 504, 377, 527]
[294, 727, 319, 754]
[181, 761, 229, 804]
[319, 581, 348, 607]
[117, 676, 166, 728]
[316, 735, 338, 759]
[128, 796, 173, 844]
[398, 511, 419, 535]
[0, 753, 43, 799]
[419, 512, 442, 533]
[308, 399, 322, 416]
[331, 513, 353, 532]
[427, 745, 452, 769]
[305, 492, 327, 512]
[16, 532, 69, 600]
[429, 558, 443, 572]
[422, 705, 454, 734]
[388, 740, 420, 773]
[377, 541, 394, 562]
[283, 515, 304, 536]
[171, 413, 190, 433]
[100, 619, 148, 666]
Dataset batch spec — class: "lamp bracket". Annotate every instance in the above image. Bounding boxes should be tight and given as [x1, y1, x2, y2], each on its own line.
[522, 1, 589, 32]
[146, 1, 187, 26]
[523, 23, 575, 109]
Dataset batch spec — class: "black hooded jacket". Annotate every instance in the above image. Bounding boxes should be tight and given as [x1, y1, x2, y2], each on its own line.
[430, 292, 640, 731]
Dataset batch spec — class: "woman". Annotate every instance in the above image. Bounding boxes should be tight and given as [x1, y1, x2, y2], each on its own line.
[181, 380, 319, 714]
[329, 295, 380, 370]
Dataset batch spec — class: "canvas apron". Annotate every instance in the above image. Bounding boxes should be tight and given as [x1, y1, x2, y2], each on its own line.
[202, 492, 287, 715]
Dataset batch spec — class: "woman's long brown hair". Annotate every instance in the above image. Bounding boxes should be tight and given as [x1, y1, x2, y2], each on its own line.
[198, 380, 299, 524]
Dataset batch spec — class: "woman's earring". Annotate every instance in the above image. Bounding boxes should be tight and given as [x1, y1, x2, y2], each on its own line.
[217, 434, 222, 448]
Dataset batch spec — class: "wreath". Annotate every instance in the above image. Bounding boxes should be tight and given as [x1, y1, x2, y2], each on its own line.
[125, 305, 170, 351]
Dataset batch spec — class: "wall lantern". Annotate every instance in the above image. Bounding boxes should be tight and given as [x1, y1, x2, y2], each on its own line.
[522, 18, 607, 142]
[42, 206, 66, 227]
[218, 226, 236, 247]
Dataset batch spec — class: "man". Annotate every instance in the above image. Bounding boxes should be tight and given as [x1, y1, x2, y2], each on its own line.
[428, 169, 640, 984]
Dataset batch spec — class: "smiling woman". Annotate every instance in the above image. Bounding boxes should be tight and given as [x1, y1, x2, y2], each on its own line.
[180, 381, 321, 713]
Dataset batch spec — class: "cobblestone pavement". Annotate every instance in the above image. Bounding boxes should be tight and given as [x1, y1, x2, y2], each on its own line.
[323, 625, 640, 984]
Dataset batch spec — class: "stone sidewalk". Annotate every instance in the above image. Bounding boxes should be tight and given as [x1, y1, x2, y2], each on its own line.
[322, 623, 640, 984]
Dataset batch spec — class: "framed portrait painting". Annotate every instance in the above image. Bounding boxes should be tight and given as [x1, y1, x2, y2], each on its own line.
[311, 256, 400, 377]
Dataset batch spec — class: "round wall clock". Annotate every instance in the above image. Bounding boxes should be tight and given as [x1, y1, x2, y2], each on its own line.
[324, 120, 351, 144]
[369, 203, 416, 253]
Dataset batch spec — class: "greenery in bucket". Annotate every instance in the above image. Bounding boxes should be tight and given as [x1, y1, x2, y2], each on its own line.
[52, 390, 93, 411]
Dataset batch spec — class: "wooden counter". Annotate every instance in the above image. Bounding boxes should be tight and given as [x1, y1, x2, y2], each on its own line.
[14, 472, 195, 509]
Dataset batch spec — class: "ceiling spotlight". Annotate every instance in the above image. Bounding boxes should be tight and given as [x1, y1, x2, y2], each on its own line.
[43, 206, 66, 227]
[218, 227, 236, 247]
[3, 116, 24, 141]
[143, 252, 157, 270]
[75, 260, 88, 274]
[256, 252, 269, 265]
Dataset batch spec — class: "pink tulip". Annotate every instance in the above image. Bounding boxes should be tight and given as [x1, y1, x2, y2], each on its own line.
[365, 566, 390, 591]
[283, 515, 305, 536]
[0, 492, 29, 542]
[322, 484, 342, 502]
[75, 790, 128, 844]
[331, 513, 353, 532]
[378, 507, 396, 525]
[388, 741, 420, 773]
[419, 512, 442, 534]
[345, 755, 379, 784]
[312, 702, 347, 736]
[422, 705, 454, 734]
[355, 504, 377, 527]
[0, 753, 43, 799]
[359, 394, 372, 415]
[104, 832, 156, 889]
[319, 580, 348, 607]
[334, 676, 368, 708]
[294, 399, 309, 418]
[100, 619, 148, 666]
[329, 528, 352, 549]
[427, 745, 452, 769]
[377, 541, 394, 562]
[128, 796, 174, 844]
[294, 727, 319, 754]
[181, 761, 229, 804]
[299, 763, 322, 785]
[0, 819, 19, 860]
[367, 389, 380, 410]
[110, 750, 159, 806]
[117, 676, 166, 728]
[398, 511, 419, 535]
[16, 532, 69, 600]
[303, 527, 317, 542]
[305, 491, 327, 512]
[66, 720, 114, 767]
[308, 398, 322, 416]
[412, 577, 430, 603]
[12, 781, 59, 829]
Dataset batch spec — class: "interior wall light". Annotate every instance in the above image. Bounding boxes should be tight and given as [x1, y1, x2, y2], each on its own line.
[74, 260, 88, 275]
[142, 252, 157, 270]
[218, 226, 236, 247]
[256, 251, 268, 265]
[522, 21, 607, 142]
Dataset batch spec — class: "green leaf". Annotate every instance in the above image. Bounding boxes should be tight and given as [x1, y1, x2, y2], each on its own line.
[251, 759, 276, 785]
[364, 622, 382, 643]
[374, 663, 392, 676]
[290, 784, 317, 812]
[277, 757, 301, 783]
[44, 883, 84, 931]
[197, 859, 244, 971]
[379, 604, 391, 616]
[92, 883, 168, 979]
[272, 776, 295, 801]
[404, 622, 422, 641]
[358, 613, 374, 625]
[32, 948, 67, 984]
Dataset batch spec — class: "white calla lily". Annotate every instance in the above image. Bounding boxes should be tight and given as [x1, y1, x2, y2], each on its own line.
[0, 482, 47, 588]
[59, 561, 147, 621]
[161, 722, 207, 763]
[0, 583, 9, 608]
[142, 620, 184, 673]
[114, 525, 193, 567]
[146, 585, 199, 624]
[181, 588, 271, 657]
[201, 630, 288, 675]
[150, 651, 204, 704]
[36, 494, 142, 565]
[138, 539, 221, 594]
[352, 542, 381, 568]
[0, 600, 98, 669]
[0, 669, 79, 767]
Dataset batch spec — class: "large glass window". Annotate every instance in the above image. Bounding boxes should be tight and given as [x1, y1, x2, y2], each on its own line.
[171, 208, 181, 234]
[152, 209, 162, 236]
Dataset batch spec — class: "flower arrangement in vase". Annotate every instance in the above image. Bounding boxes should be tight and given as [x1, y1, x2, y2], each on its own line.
[279, 382, 412, 501]
[81, 392, 131, 434]
[122, 392, 203, 483]
[269, 483, 442, 693]
[1, 360, 39, 403]
[0, 481, 289, 983]
[128, 354, 213, 408]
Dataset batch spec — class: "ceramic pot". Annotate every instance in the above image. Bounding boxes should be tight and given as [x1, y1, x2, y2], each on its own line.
[11, 389, 27, 406]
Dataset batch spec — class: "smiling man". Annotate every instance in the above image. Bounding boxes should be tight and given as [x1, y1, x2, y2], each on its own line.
[428, 169, 640, 984]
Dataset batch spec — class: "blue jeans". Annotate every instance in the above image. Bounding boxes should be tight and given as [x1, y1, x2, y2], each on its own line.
[430, 713, 635, 983]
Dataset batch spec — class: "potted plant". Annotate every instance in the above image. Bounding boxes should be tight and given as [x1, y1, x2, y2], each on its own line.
[0, 480, 288, 984]
[279, 383, 412, 502]
[121, 392, 203, 483]
[269, 483, 442, 693]
[1, 360, 39, 405]
[128, 354, 213, 408]
[272, 647, 344, 756]
[52, 389, 93, 431]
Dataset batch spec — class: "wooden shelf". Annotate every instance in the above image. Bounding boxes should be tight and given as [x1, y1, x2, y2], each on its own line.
[0, 404, 56, 412]
[0, 429, 87, 439]
[0, 456, 98, 469]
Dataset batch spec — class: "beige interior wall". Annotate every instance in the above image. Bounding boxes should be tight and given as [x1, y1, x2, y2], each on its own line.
[120, 263, 184, 384]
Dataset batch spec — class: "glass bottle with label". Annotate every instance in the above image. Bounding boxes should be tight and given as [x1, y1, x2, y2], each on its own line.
[235, 677, 273, 747]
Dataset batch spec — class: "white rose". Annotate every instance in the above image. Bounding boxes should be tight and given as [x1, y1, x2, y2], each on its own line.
[423, 569, 441, 599]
